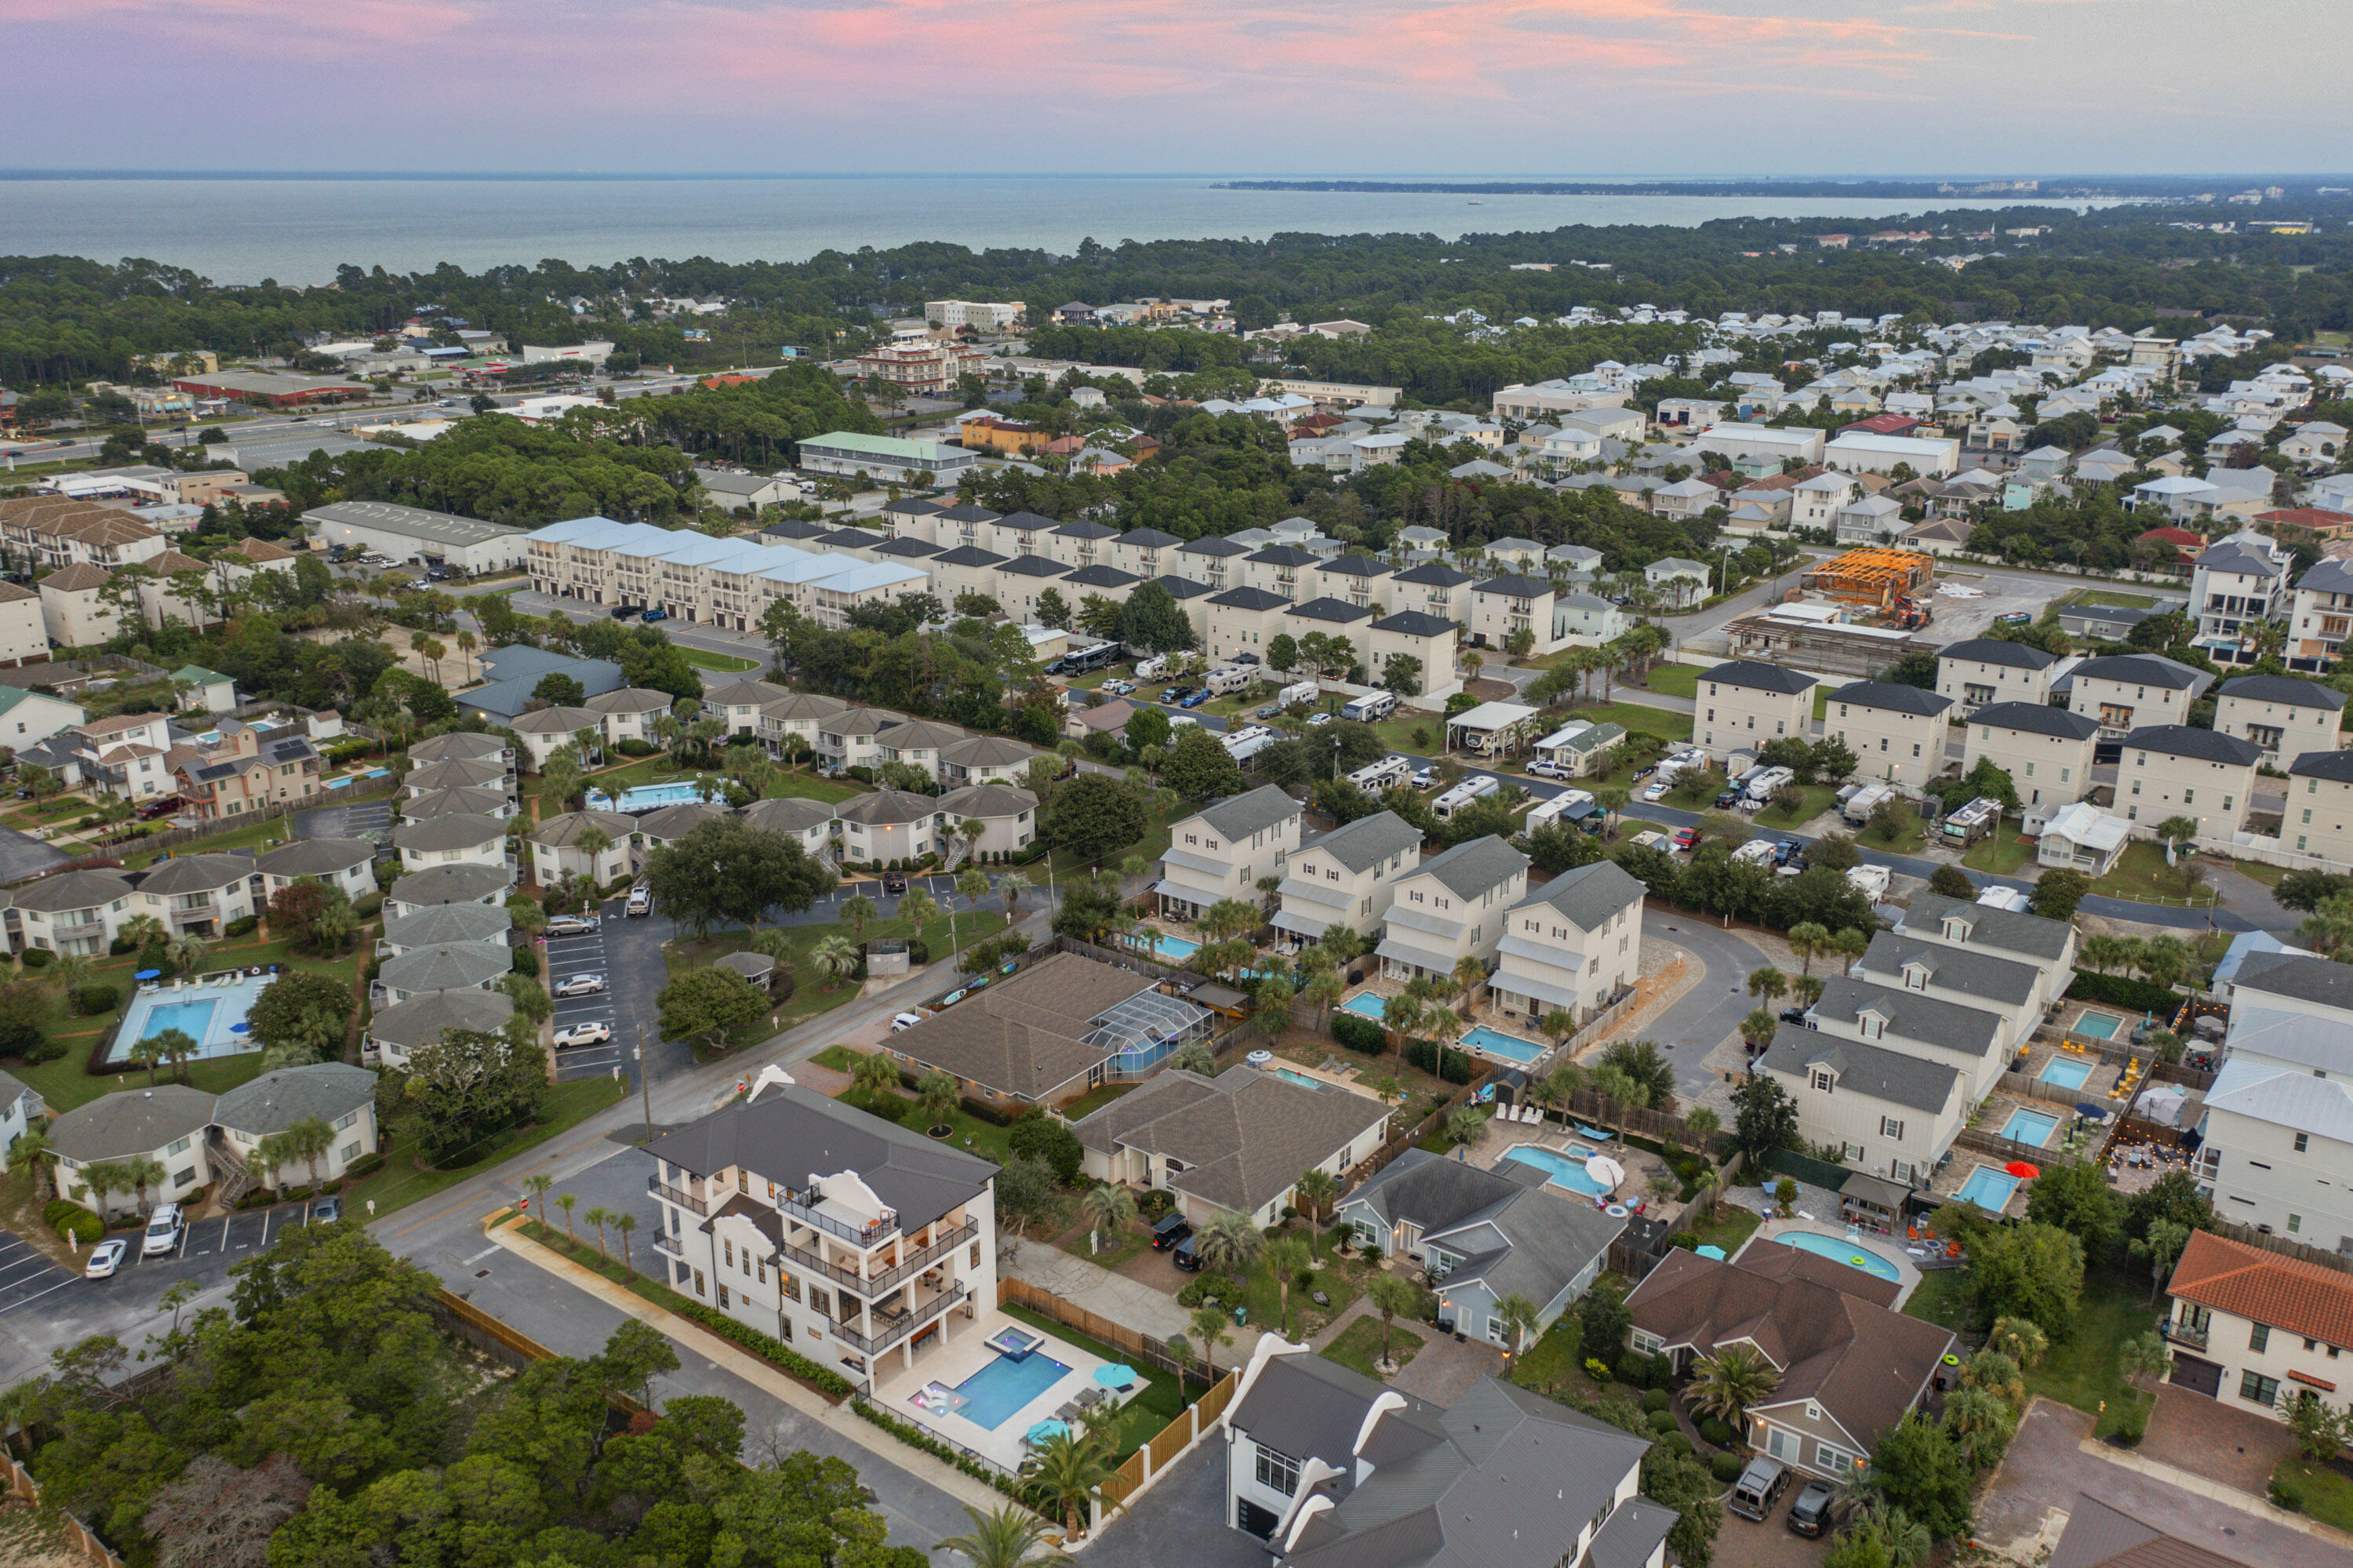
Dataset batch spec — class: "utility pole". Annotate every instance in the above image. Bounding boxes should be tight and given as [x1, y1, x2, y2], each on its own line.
[634, 1027, 653, 1145]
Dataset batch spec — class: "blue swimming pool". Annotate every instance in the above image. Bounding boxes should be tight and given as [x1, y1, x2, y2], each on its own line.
[1463, 1026, 1546, 1064]
[2001, 1108, 2060, 1145]
[107, 980, 264, 1066]
[1775, 1231, 1903, 1283]
[2040, 1056, 2094, 1090]
[2075, 1012, 2122, 1040]
[1341, 991, 1388, 1020]
[1132, 933, 1198, 962]
[1957, 1166, 2022, 1211]
[1272, 1067, 1322, 1089]
[951, 1350, 1071, 1429]
[1503, 1144, 1609, 1197]
[589, 781, 706, 813]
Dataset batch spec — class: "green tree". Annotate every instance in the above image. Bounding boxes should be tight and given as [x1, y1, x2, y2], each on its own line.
[398, 1028, 546, 1163]
[1158, 726, 1244, 799]
[1969, 1221, 2086, 1338]
[245, 970, 354, 1068]
[1193, 1210, 1264, 1276]
[1045, 773, 1149, 861]
[1870, 1413, 1977, 1541]
[1687, 1342, 1780, 1426]
[2024, 1159, 2120, 1259]
[2028, 866, 2090, 920]
[1368, 1272, 1422, 1370]
[1927, 864, 1975, 899]
[656, 966, 770, 1051]
[1731, 1071, 1798, 1159]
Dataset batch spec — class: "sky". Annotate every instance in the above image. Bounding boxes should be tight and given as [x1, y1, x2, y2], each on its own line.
[4, 0, 2343, 176]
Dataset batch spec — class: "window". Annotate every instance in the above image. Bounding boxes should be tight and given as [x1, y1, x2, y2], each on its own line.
[2250, 1323, 2270, 1353]
[2240, 1371, 2281, 1408]
[1254, 1445, 1301, 1497]
[1817, 1443, 1856, 1474]
[166, 1135, 191, 1156]
[2297, 1133, 2311, 1153]
[693, 1269, 707, 1297]
[2290, 1214, 2304, 1234]
[1881, 1116, 1905, 1140]
[1811, 1070, 1834, 1093]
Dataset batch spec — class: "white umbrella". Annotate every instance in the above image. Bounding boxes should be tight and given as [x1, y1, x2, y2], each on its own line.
[1584, 1155, 1626, 1191]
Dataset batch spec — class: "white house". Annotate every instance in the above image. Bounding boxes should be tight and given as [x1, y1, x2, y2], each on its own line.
[1158, 785, 1304, 924]
[1489, 860, 1645, 1028]
[1273, 809, 1422, 944]
[2165, 1228, 2353, 1423]
[1374, 836, 1529, 985]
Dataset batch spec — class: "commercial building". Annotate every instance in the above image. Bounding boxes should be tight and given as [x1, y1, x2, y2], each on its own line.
[797, 431, 978, 483]
[304, 500, 532, 574]
[169, 369, 360, 407]
[923, 300, 1024, 332]
[853, 339, 986, 395]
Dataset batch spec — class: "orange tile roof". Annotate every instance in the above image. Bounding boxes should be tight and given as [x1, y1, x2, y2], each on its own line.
[2168, 1228, 2353, 1347]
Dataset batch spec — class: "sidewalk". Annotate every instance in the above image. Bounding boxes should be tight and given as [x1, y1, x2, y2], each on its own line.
[486, 1215, 1014, 1519]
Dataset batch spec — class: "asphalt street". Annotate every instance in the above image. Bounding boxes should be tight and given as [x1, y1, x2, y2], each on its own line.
[1638, 913, 1771, 1097]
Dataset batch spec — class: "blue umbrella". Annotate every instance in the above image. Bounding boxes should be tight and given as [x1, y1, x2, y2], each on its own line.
[2075, 1102, 2108, 1119]
[1093, 1364, 1136, 1389]
[231, 1022, 250, 1035]
[1026, 1419, 1069, 1444]
[134, 970, 162, 980]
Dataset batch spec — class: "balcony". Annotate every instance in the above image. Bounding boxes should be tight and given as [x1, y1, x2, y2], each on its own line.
[648, 1177, 711, 1216]
[52, 918, 107, 942]
[831, 1279, 969, 1354]
[2164, 1317, 2209, 1350]
[653, 1231, 685, 1258]
[779, 1184, 900, 1248]
[780, 1217, 978, 1300]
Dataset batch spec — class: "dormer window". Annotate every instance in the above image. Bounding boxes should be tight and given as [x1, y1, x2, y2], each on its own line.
[1903, 966, 1928, 991]
[1812, 1069, 1834, 1093]
[1860, 1013, 1886, 1041]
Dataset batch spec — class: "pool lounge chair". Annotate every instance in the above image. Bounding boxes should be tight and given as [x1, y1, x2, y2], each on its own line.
[1574, 1123, 1612, 1141]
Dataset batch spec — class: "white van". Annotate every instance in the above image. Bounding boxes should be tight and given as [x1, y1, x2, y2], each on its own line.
[142, 1203, 184, 1258]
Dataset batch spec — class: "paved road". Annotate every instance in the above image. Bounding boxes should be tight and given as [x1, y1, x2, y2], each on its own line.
[1638, 912, 1771, 1096]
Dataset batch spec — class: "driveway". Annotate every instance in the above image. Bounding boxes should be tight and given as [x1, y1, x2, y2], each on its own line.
[1090, 1439, 1267, 1568]
[0, 824, 70, 882]
[1636, 911, 1770, 1097]
[1976, 1399, 2339, 1568]
[1006, 1237, 1191, 1341]
[2140, 1384, 2299, 1496]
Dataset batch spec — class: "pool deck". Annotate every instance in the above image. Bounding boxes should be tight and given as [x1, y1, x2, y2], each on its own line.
[1471, 1122, 1674, 1212]
[113, 970, 272, 1064]
[1249, 1058, 1394, 1106]
[871, 1308, 1120, 1475]
[1732, 1217, 1928, 1310]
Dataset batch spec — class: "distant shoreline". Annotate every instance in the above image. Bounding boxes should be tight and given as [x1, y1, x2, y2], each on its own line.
[1215, 177, 2304, 201]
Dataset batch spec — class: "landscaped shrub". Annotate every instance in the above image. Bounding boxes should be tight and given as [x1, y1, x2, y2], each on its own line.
[1403, 1037, 1478, 1083]
[616, 738, 655, 757]
[670, 1299, 855, 1397]
[850, 1399, 1027, 1504]
[1648, 1409, 1678, 1434]
[6, 1028, 60, 1064]
[1617, 1349, 1669, 1388]
[1642, 1388, 1671, 1413]
[1699, 1417, 1735, 1447]
[1007, 1117, 1084, 1184]
[1176, 1275, 1238, 1308]
[71, 984, 119, 1017]
[512, 948, 540, 977]
[45, 1201, 102, 1244]
[345, 1152, 387, 1179]
[2101, 1400, 2149, 1446]
[958, 1096, 1020, 1127]
[224, 915, 260, 939]
[1660, 1432, 1693, 1457]
[355, 893, 383, 918]
[2066, 971, 2180, 1015]
[1710, 1450, 1744, 1483]
[846, 1087, 907, 1122]
[1330, 1013, 1384, 1053]
[108, 936, 137, 956]
[1666, 1231, 1700, 1252]
[19, 949, 53, 970]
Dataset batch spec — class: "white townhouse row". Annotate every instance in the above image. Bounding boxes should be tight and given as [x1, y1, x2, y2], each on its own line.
[524, 516, 928, 631]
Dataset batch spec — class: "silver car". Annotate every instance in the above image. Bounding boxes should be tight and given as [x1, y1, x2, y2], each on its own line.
[553, 973, 607, 997]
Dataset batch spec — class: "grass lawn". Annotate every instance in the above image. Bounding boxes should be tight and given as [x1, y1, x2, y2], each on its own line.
[2271, 1456, 2353, 1530]
[678, 647, 762, 674]
[1041, 807, 1170, 882]
[1854, 817, 1933, 856]
[1637, 664, 1698, 699]
[122, 813, 307, 871]
[1753, 784, 1840, 831]
[999, 1301, 1201, 1461]
[1687, 1204, 1762, 1257]
[668, 905, 1014, 1049]
[2230, 858, 2287, 888]
[2063, 588, 2163, 610]
[1557, 701, 1693, 745]
[1322, 1315, 1424, 1379]
[1056, 1082, 1134, 1120]
[1903, 1264, 2148, 1421]
[1060, 1217, 1150, 1272]
[809, 1044, 858, 1072]
[1962, 828, 2037, 875]
[346, 1076, 628, 1217]
[2089, 842, 2223, 906]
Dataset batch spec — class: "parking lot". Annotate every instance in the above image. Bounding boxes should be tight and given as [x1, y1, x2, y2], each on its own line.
[540, 890, 682, 1085]
[544, 915, 625, 1084]
[0, 1196, 333, 1324]
[0, 1225, 78, 1316]
[292, 797, 393, 843]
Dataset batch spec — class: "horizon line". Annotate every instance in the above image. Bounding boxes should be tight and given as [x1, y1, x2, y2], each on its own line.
[4, 168, 2351, 184]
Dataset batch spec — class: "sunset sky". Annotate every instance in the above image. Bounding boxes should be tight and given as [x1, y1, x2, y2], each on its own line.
[5, 0, 2341, 174]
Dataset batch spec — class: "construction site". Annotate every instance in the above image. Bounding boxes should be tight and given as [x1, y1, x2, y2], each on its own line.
[1717, 548, 1943, 680]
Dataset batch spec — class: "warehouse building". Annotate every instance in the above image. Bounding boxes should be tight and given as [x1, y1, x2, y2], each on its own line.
[303, 500, 532, 574]
[797, 431, 979, 483]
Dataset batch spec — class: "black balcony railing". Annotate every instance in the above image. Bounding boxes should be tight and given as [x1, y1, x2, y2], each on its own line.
[780, 1218, 978, 1300]
[648, 1178, 711, 1216]
[831, 1280, 969, 1354]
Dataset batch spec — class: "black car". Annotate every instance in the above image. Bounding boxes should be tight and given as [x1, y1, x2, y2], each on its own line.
[1771, 839, 1800, 866]
[1715, 788, 1742, 809]
[1151, 1213, 1191, 1251]
[882, 873, 907, 894]
[1780, 1006, 1811, 1026]
[1171, 1234, 1203, 1271]
[1787, 1479, 1838, 1537]
[609, 604, 637, 619]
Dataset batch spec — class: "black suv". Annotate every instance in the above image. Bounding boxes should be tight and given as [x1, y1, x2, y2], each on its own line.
[1151, 1213, 1191, 1251]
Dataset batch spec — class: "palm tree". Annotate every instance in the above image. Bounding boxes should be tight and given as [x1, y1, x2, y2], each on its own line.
[585, 1205, 613, 1264]
[556, 1191, 579, 1248]
[124, 1155, 168, 1214]
[1443, 1103, 1489, 1148]
[1082, 1184, 1138, 1252]
[1367, 1273, 1421, 1371]
[118, 913, 166, 952]
[1294, 1167, 1338, 1231]
[1495, 1293, 1544, 1359]
[129, 1037, 165, 1085]
[1746, 966, 1788, 1006]
[287, 1115, 334, 1188]
[1380, 994, 1424, 1068]
[165, 930, 209, 976]
[1191, 1210, 1264, 1277]
[1189, 1304, 1235, 1383]
[613, 1211, 637, 1271]
[1304, 969, 1345, 1033]
[524, 1172, 553, 1238]
[1024, 1432, 1123, 1540]
[455, 628, 478, 682]
[1686, 1343, 1781, 1426]
[6, 1127, 50, 1201]
[934, 1501, 1069, 1568]
[896, 887, 940, 936]
[1449, 955, 1485, 1006]
[918, 1071, 960, 1133]
[1990, 1315, 2049, 1370]
[958, 818, 987, 868]
[1786, 922, 1831, 977]
[850, 1050, 901, 1099]
[810, 935, 860, 990]
[1941, 1386, 2017, 1469]
[1739, 1008, 1780, 1057]
[842, 893, 878, 935]
[50, 951, 93, 997]
[1264, 1236, 1311, 1334]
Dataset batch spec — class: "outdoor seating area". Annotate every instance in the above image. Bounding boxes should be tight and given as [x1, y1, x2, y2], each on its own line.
[1467, 1115, 1674, 1210]
[871, 1309, 1119, 1476]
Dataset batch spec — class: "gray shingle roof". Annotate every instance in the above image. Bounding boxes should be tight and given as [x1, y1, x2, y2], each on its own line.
[530, 809, 635, 847]
[1472, 573, 1555, 598]
[389, 863, 511, 907]
[2217, 674, 2348, 712]
[381, 902, 512, 950]
[1372, 609, 1457, 637]
[368, 988, 515, 1051]
[1811, 974, 2006, 1058]
[1701, 659, 1817, 695]
[48, 1084, 215, 1161]
[740, 795, 838, 835]
[380, 940, 513, 994]
[1209, 585, 1290, 611]
[1069, 1064, 1390, 1217]
[1391, 563, 1473, 587]
[137, 853, 255, 896]
[1227, 1351, 1428, 1472]
[2062, 653, 2210, 693]
[1415, 835, 1529, 900]
[1968, 701, 2100, 740]
[7, 869, 134, 914]
[1858, 930, 2040, 1009]
[1198, 784, 1303, 841]
[1515, 859, 1644, 930]
[1831, 680, 1952, 718]
[1304, 810, 1423, 875]
[2231, 951, 2353, 1011]
[2122, 723, 2262, 766]
[212, 1062, 377, 1136]
[2297, 559, 2353, 597]
[1900, 890, 2074, 962]
[253, 837, 373, 879]
[394, 813, 507, 852]
[2293, 749, 2353, 784]
[1758, 1030, 1962, 1113]
[409, 732, 510, 765]
[1429, 1183, 1627, 1304]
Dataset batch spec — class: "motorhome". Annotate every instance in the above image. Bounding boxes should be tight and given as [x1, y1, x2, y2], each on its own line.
[1275, 680, 1318, 710]
[1347, 754, 1414, 791]
[1204, 666, 1252, 697]
[1841, 781, 1897, 825]
[1134, 654, 1171, 682]
[1743, 766, 1795, 804]
[1431, 774, 1500, 820]
[1341, 690, 1398, 722]
[1939, 795, 2002, 848]
[1731, 839, 1778, 867]
[1846, 864, 1893, 900]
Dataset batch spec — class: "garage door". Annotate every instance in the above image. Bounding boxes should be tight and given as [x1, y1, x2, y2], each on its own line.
[2169, 1353, 2224, 1398]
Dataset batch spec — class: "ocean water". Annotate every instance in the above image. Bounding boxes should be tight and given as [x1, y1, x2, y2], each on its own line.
[0, 176, 2111, 284]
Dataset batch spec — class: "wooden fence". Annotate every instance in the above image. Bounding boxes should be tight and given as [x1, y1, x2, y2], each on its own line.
[0, 1448, 126, 1566]
[1953, 1125, 2078, 1170]
[1997, 1070, 2129, 1115]
[1100, 1370, 1236, 1515]
[1553, 1086, 1729, 1162]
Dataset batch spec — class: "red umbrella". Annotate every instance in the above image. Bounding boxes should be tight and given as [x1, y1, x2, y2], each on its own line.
[2005, 1161, 2041, 1179]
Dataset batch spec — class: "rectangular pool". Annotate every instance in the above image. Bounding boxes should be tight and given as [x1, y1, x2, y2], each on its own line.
[108, 980, 264, 1066]
[1272, 1067, 1322, 1089]
[2000, 1108, 2060, 1145]
[1502, 1144, 1609, 1196]
[589, 781, 704, 812]
[1341, 991, 1388, 1020]
[951, 1349, 1071, 1429]
[1463, 1025, 1546, 1064]
[2040, 1056, 2094, 1091]
[1131, 933, 1198, 962]
[2075, 1013, 2123, 1041]
[1956, 1166, 2022, 1211]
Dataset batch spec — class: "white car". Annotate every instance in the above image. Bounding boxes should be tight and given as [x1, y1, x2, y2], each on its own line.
[553, 1020, 613, 1049]
[141, 1204, 183, 1258]
[625, 887, 652, 916]
[1410, 768, 1435, 789]
[84, 1239, 127, 1279]
[554, 973, 607, 997]
[545, 914, 599, 937]
[1642, 780, 1671, 802]
[1306, 712, 1334, 726]
[891, 1012, 925, 1031]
